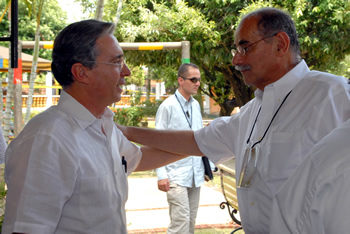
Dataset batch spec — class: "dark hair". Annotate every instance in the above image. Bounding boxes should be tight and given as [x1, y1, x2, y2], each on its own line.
[177, 63, 200, 78]
[51, 20, 115, 88]
[243, 8, 300, 59]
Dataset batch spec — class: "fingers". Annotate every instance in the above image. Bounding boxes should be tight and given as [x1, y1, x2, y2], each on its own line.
[157, 179, 170, 192]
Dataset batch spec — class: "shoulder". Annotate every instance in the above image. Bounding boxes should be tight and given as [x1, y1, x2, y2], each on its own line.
[305, 70, 349, 88]
[15, 106, 78, 146]
[160, 95, 177, 106]
[308, 120, 350, 176]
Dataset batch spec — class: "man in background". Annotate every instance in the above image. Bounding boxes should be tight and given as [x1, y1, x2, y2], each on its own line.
[155, 63, 212, 234]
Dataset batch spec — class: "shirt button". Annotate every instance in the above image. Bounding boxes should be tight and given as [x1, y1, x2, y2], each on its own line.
[250, 201, 255, 206]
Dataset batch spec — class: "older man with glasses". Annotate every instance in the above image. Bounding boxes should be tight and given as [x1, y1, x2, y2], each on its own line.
[117, 7, 350, 233]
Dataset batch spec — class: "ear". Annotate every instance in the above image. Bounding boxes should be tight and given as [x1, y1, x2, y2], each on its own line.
[71, 63, 90, 85]
[178, 77, 184, 85]
[275, 31, 290, 55]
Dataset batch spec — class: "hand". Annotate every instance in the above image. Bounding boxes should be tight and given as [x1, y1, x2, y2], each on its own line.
[158, 179, 170, 192]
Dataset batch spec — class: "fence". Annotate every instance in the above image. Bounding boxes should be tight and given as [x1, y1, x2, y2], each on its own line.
[3, 95, 170, 109]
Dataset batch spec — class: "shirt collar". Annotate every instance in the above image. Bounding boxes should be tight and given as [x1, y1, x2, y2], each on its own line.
[57, 90, 114, 130]
[175, 89, 194, 106]
[255, 60, 309, 103]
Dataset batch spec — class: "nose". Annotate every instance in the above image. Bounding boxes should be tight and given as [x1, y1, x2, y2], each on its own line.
[121, 63, 131, 77]
[232, 53, 243, 66]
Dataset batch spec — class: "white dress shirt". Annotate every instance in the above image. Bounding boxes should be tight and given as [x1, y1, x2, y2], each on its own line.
[270, 119, 350, 234]
[0, 128, 7, 164]
[194, 60, 350, 233]
[155, 90, 205, 188]
[3, 91, 142, 234]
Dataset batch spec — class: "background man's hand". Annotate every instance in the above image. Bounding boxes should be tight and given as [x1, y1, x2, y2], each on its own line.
[158, 179, 170, 192]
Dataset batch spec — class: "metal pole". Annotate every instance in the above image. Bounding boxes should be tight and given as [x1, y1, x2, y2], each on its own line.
[10, 0, 18, 68]
[20, 41, 189, 51]
[181, 41, 190, 64]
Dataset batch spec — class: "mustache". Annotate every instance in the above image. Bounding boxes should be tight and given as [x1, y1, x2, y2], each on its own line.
[235, 65, 251, 71]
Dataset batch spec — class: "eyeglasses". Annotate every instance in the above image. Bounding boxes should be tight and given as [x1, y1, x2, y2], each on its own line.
[85, 56, 126, 69]
[231, 33, 278, 57]
[181, 77, 201, 83]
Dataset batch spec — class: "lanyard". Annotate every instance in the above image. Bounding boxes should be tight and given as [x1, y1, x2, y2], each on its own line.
[246, 90, 293, 148]
[175, 93, 192, 129]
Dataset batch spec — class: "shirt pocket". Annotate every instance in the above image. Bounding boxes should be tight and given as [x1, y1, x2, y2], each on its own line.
[267, 130, 303, 195]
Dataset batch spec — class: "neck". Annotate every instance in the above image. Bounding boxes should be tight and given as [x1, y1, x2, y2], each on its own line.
[64, 87, 106, 119]
[259, 58, 300, 91]
[178, 88, 191, 101]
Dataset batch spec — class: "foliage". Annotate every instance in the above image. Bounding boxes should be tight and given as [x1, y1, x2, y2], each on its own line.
[142, 99, 163, 117]
[101, 0, 221, 101]
[339, 55, 350, 79]
[0, 0, 68, 60]
[127, 65, 146, 86]
[111, 90, 163, 126]
[111, 106, 144, 126]
[73, 0, 350, 116]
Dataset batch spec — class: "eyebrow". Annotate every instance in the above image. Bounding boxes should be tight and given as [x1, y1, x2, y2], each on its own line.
[238, 39, 249, 45]
[109, 54, 124, 62]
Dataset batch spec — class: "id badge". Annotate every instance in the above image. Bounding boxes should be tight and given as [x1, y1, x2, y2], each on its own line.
[238, 146, 259, 188]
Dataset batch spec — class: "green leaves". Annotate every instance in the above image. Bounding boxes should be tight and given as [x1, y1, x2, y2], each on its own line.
[81, 0, 350, 115]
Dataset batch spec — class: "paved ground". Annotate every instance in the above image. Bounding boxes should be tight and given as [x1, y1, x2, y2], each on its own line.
[126, 176, 239, 233]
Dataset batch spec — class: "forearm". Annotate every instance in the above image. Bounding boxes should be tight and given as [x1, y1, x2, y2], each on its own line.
[120, 125, 203, 156]
[135, 146, 187, 171]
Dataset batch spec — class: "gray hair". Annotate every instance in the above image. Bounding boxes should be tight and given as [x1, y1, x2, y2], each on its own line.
[51, 20, 115, 88]
[243, 8, 301, 60]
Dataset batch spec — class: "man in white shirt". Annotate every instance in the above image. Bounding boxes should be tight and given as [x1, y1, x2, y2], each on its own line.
[155, 63, 209, 233]
[117, 8, 350, 233]
[2, 20, 188, 234]
[270, 118, 350, 233]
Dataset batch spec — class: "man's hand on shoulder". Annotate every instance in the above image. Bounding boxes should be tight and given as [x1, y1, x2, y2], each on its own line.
[158, 179, 170, 192]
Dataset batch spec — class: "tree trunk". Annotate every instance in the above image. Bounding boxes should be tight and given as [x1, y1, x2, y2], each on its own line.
[95, 0, 104, 20]
[4, 64, 14, 143]
[24, 32, 40, 124]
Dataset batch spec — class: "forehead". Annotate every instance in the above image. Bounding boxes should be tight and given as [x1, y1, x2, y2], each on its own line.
[234, 16, 261, 45]
[95, 34, 123, 60]
[186, 67, 201, 77]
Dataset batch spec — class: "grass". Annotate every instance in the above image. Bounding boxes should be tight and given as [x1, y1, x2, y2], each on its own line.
[129, 170, 158, 178]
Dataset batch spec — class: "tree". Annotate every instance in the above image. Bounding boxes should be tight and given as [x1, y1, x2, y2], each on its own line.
[95, 0, 104, 20]
[77, 0, 350, 116]
[23, 0, 46, 124]
[0, 0, 69, 136]
[189, 0, 350, 113]
[0, 0, 67, 59]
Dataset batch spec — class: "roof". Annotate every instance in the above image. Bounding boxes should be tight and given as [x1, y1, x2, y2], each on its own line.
[0, 45, 51, 72]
